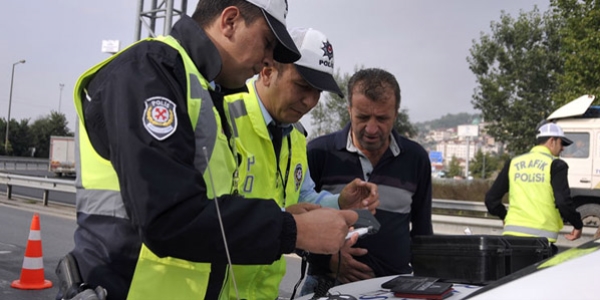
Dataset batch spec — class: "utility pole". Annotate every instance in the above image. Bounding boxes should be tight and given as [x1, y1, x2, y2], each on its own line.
[5, 59, 26, 154]
[58, 83, 65, 113]
[465, 136, 470, 179]
[482, 151, 486, 179]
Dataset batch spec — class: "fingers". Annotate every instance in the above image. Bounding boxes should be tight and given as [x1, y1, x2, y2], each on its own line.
[344, 254, 373, 273]
[356, 181, 379, 211]
[339, 209, 359, 227]
[564, 229, 581, 241]
[346, 247, 368, 257]
[364, 199, 379, 214]
[293, 208, 356, 254]
[345, 231, 359, 246]
[338, 179, 379, 211]
[354, 180, 378, 196]
[334, 248, 374, 284]
[565, 229, 582, 241]
[339, 258, 374, 282]
[348, 266, 375, 279]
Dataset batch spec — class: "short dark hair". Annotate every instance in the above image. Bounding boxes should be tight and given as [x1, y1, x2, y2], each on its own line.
[272, 61, 288, 74]
[536, 136, 552, 145]
[257, 62, 289, 81]
[347, 68, 401, 111]
[192, 0, 263, 28]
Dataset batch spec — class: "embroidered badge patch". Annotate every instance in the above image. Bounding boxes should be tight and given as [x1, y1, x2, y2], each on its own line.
[142, 97, 178, 140]
[294, 163, 303, 191]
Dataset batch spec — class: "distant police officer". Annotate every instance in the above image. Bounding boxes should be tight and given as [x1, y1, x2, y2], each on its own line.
[486, 122, 583, 254]
[59, 0, 359, 299]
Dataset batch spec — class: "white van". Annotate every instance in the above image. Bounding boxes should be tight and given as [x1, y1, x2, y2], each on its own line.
[546, 95, 600, 238]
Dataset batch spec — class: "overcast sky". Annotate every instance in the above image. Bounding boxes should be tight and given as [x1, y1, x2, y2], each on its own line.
[1, 0, 549, 132]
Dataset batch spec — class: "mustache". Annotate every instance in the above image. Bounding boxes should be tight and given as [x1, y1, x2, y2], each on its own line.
[359, 130, 381, 139]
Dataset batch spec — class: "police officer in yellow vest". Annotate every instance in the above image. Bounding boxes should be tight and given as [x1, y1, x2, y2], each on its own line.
[223, 28, 380, 299]
[486, 122, 583, 255]
[59, 1, 361, 299]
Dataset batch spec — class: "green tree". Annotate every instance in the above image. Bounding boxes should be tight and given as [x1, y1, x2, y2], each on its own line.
[415, 113, 481, 131]
[467, 8, 563, 155]
[394, 108, 418, 138]
[551, 0, 600, 104]
[310, 69, 352, 137]
[446, 156, 463, 178]
[29, 111, 73, 158]
[309, 67, 417, 139]
[0, 118, 7, 154]
[0, 117, 32, 156]
[469, 150, 499, 179]
[9, 119, 32, 156]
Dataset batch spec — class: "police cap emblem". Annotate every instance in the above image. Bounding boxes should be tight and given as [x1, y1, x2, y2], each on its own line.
[321, 40, 334, 61]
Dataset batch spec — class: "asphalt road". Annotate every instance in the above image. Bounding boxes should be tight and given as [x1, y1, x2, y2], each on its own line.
[0, 167, 307, 298]
[0, 199, 305, 300]
[0, 203, 75, 300]
[0, 166, 573, 299]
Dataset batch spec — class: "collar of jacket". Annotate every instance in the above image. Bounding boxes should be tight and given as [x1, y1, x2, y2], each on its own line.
[170, 15, 223, 84]
[530, 144, 555, 157]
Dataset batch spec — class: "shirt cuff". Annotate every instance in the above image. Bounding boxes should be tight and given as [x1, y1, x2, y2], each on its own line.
[315, 192, 340, 209]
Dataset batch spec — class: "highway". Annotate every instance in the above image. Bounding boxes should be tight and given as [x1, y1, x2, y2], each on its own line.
[0, 164, 584, 299]
[0, 203, 75, 300]
[0, 200, 305, 299]
[0, 166, 308, 299]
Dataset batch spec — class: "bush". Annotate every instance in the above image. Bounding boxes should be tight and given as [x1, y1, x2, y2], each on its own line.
[432, 178, 495, 202]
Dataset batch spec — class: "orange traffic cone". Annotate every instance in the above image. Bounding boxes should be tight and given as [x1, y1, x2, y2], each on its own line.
[11, 213, 53, 290]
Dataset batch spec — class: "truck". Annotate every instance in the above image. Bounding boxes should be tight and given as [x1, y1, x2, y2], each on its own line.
[49, 136, 76, 177]
[546, 94, 600, 239]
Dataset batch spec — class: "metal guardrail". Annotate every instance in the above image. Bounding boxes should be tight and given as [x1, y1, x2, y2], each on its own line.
[0, 171, 490, 211]
[0, 172, 76, 206]
[0, 160, 49, 171]
[432, 198, 490, 213]
[0, 172, 595, 247]
[0, 156, 49, 163]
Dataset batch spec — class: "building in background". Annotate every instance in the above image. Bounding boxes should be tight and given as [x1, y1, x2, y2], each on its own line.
[425, 119, 503, 176]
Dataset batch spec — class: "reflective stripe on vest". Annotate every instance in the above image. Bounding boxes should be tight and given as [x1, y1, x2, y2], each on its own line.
[222, 79, 308, 299]
[503, 225, 559, 240]
[73, 35, 236, 299]
[504, 145, 562, 243]
[227, 100, 247, 138]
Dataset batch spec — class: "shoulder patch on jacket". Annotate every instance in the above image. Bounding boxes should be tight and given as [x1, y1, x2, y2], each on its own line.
[142, 96, 178, 140]
[293, 122, 307, 137]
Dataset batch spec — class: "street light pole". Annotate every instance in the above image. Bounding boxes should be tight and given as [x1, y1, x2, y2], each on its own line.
[58, 83, 65, 113]
[5, 59, 26, 154]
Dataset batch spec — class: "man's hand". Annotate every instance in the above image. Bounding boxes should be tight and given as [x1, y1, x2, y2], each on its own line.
[285, 203, 321, 214]
[328, 240, 374, 283]
[293, 208, 358, 254]
[565, 228, 582, 241]
[339, 178, 379, 213]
